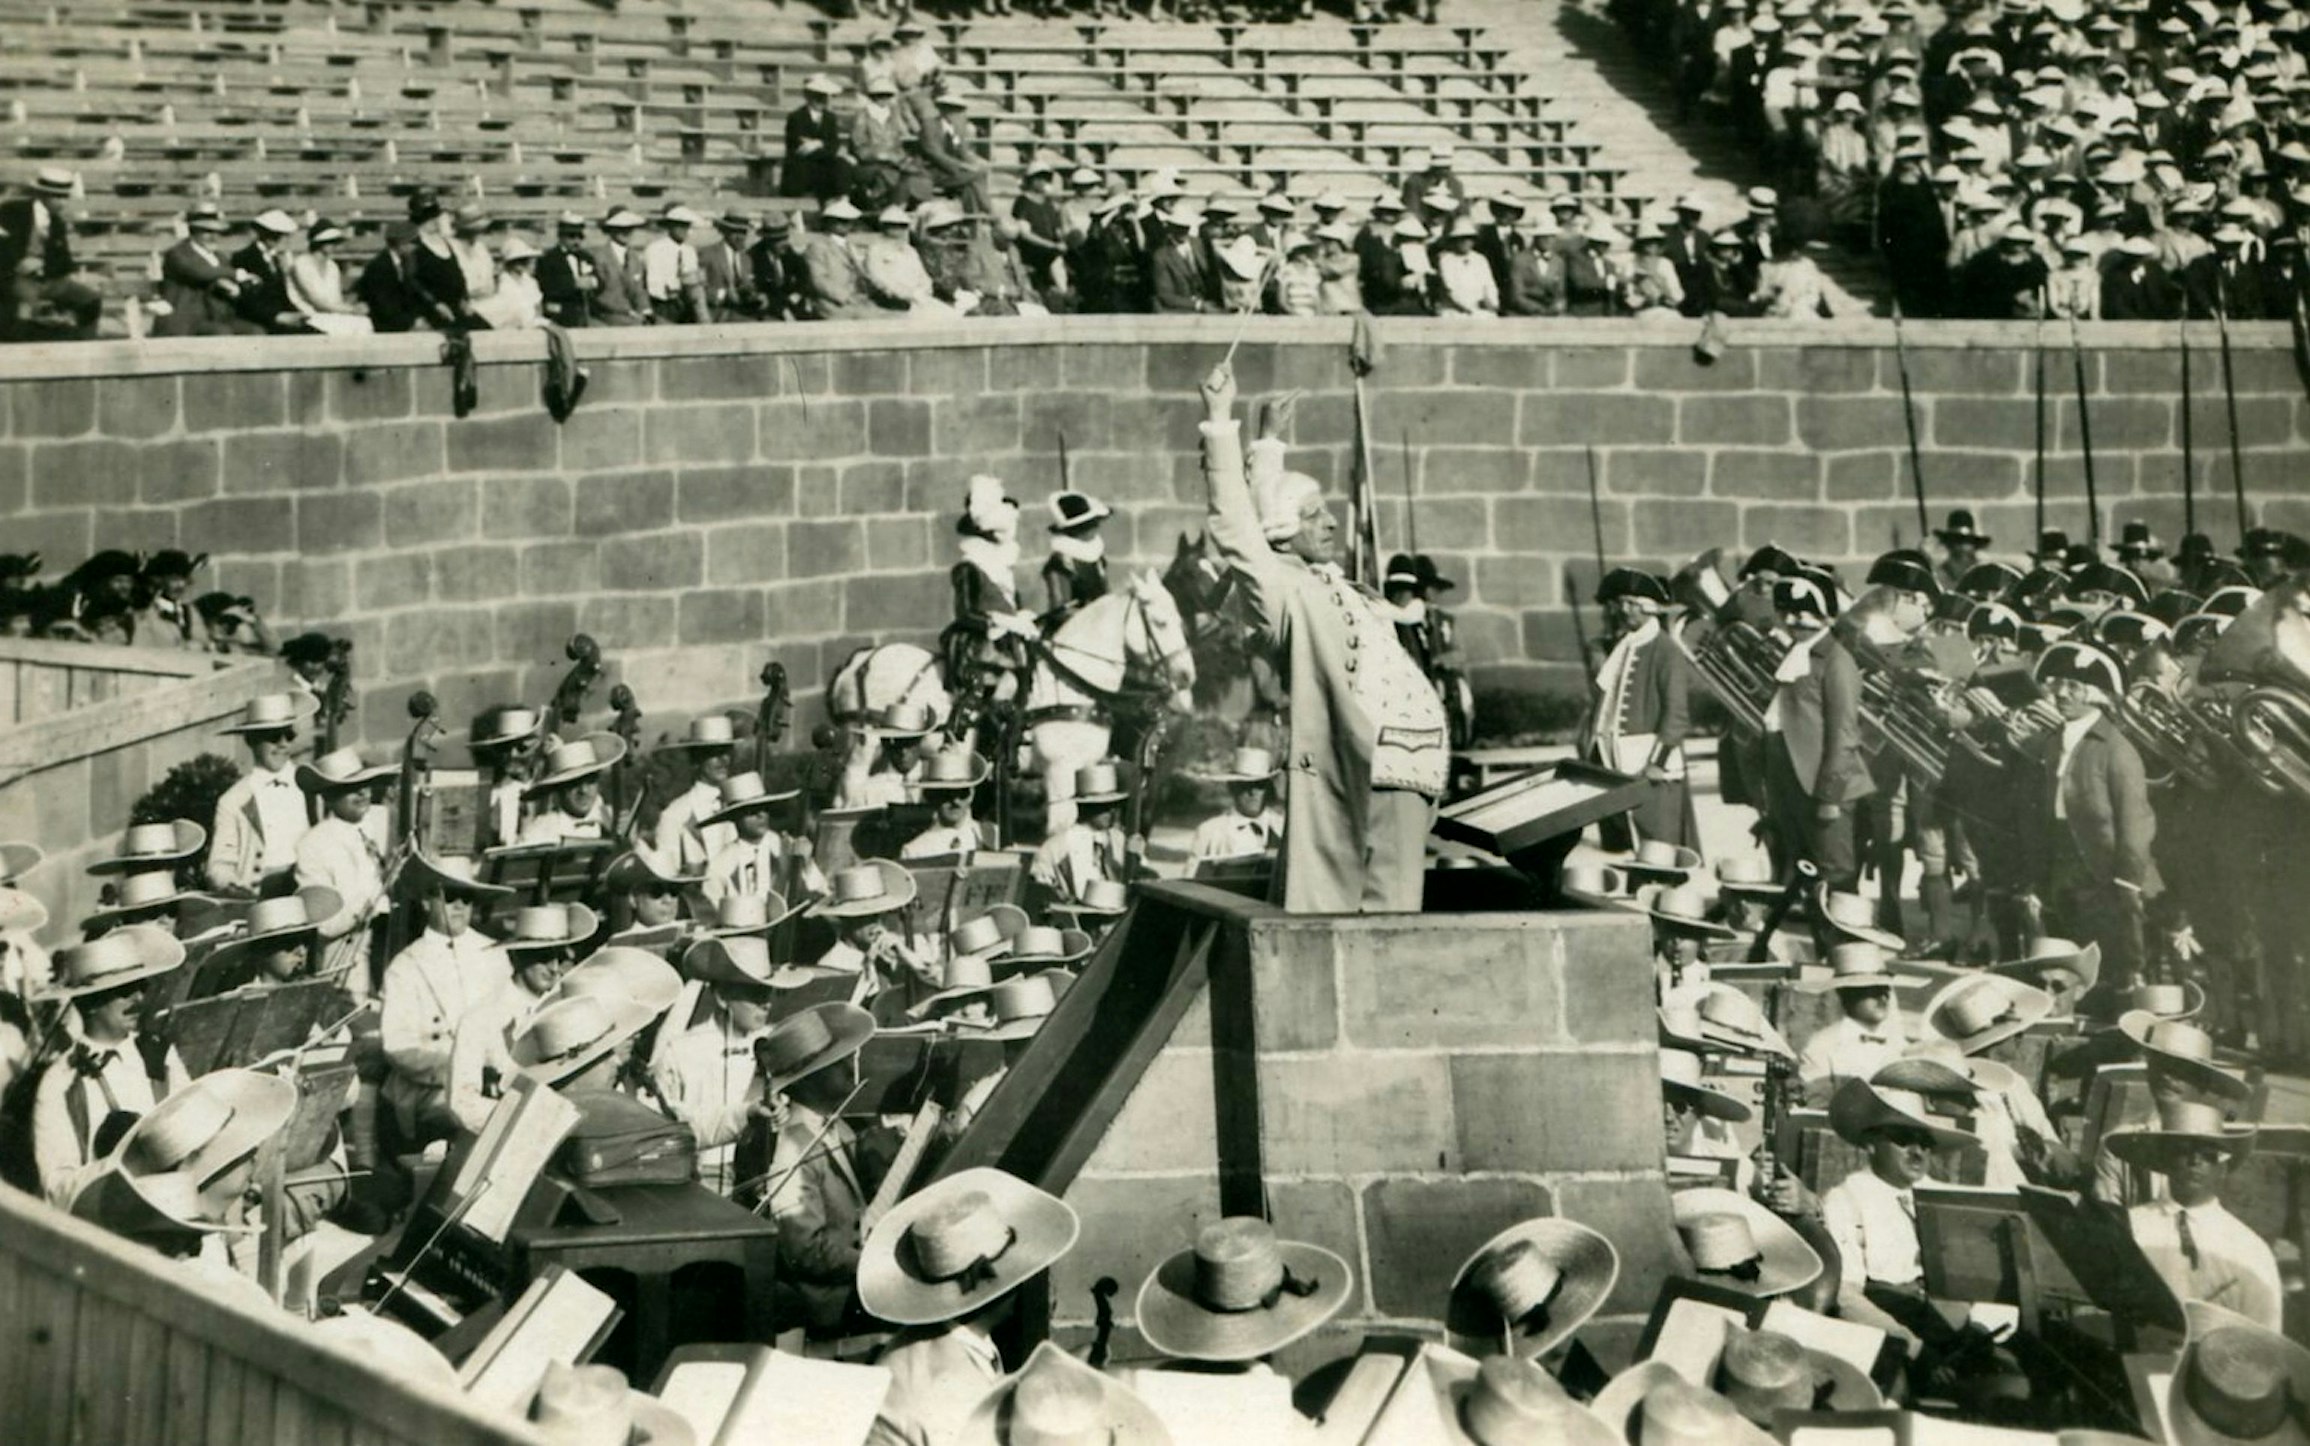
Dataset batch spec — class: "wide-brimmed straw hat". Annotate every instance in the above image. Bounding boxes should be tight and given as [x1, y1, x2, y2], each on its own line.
[1589, 1363, 1775, 1446]
[1662, 1048, 1752, 1123]
[1713, 857, 1781, 898]
[1002, 924, 1091, 969]
[511, 994, 656, 1085]
[227, 887, 340, 951]
[1561, 862, 1637, 910]
[0, 887, 48, 937]
[811, 859, 917, 920]
[1049, 879, 1130, 920]
[1812, 887, 1904, 952]
[959, 1339, 1169, 1446]
[2113, 1012, 2251, 1102]
[117, 1067, 298, 1231]
[2082, 978, 2204, 1027]
[972, 973, 1066, 1042]
[916, 949, 1002, 1017]
[2106, 1096, 2258, 1176]
[861, 1167, 1080, 1328]
[683, 933, 836, 993]
[1071, 761, 1130, 806]
[528, 1361, 695, 1446]
[1872, 1038, 2020, 1101]
[916, 746, 990, 793]
[1827, 1077, 1977, 1151]
[605, 846, 706, 893]
[399, 846, 513, 899]
[867, 701, 940, 740]
[82, 870, 215, 931]
[219, 692, 321, 737]
[1673, 1188, 1822, 1298]
[1682, 984, 1795, 1060]
[702, 770, 801, 827]
[295, 747, 397, 795]
[1794, 940, 1924, 995]
[1993, 936, 2102, 1000]
[469, 705, 546, 751]
[950, 905, 1029, 961]
[88, 820, 207, 876]
[1191, 746, 1281, 787]
[1444, 1217, 1618, 1361]
[1366, 1346, 1619, 1446]
[1623, 840, 1701, 883]
[557, 946, 683, 1016]
[757, 1002, 874, 1092]
[702, 890, 810, 940]
[1710, 1328, 1883, 1424]
[2165, 1299, 2310, 1446]
[526, 732, 628, 794]
[1924, 972, 2051, 1056]
[44, 924, 185, 1001]
[1137, 1215, 1350, 1363]
[496, 902, 600, 956]
[659, 715, 739, 753]
[1636, 885, 1739, 942]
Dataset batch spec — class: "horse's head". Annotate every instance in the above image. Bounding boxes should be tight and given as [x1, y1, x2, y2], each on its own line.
[1161, 529, 1230, 624]
[1126, 568, 1197, 709]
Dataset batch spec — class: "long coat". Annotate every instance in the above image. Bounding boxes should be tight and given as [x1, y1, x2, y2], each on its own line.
[155, 238, 255, 336]
[1773, 630, 1873, 804]
[2031, 713, 2161, 896]
[1580, 624, 1698, 847]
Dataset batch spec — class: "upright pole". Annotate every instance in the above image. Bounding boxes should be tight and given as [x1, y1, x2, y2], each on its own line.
[2179, 314, 2195, 539]
[1888, 299, 1930, 541]
[2214, 273, 2250, 539]
[2067, 308, 2100, 548]
[2032, 308, 2047, 542]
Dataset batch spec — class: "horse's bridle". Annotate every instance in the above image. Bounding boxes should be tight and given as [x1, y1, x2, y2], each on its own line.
[1042, 590, 1191, 706]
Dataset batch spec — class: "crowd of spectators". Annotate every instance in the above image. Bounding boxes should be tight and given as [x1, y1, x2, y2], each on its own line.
[1615, 0, 2310, 320]
[0, 548, 314, 666]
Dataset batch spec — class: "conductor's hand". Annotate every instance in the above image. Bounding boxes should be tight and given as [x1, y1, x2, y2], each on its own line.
[1201, 362, 1236, 422]
[1257, 389, 1302, 442]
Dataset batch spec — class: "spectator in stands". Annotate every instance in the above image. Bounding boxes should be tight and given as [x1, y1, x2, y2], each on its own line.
[1664, 194, 1711, 313]
[494, 238, 545, 330]
[590, 209, 653, 327]
[285, 219, 372, 336]
[1151, 207, 1214, 314]
[205, 596, 277, 656]
[1305, 223, 1358, 315]
[2045, 234, 2100, 319]
[230, 210, 303, 335]
[1563, 225, 1619, 317]
[642, 205, 711, 325]
[155, 203, 258, 338]
[1010, 162, 1068, 302]
[891, 20, 942, 94]
[800, 198, 880, 320]
[1622, 223, 1685, 316]
[449, 204, 527, 331]
[1958, 223, 2050, 320]
[1, 167, 100, 343]
[353, 219, 425, 335]
[403, 193, 471, 330]
[1435, 219, 1500, 316]
[54, 550, 140, 644]
[1502, 211, 1565, 316]
[1756, 235, 1836, 318]
[920, 91, 992, 218]
[136, 551, 210, 651]
[1400, 147, 1467, 231]
[698, 212, 752, 320]
[861, 205, 948, 314]
[848, 74, 919, 212]
[784, 76, 850, 202]
[537, 213, 599, 328]
[2186, 224, 2268, 319]
[747, 217, 802, 321]
[1365, 214, 1434, 315]
[1273, 232, 1323, 317]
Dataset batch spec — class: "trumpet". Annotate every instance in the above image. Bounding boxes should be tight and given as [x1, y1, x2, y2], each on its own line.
[2118, 682, 2224, 792]
[1674, 619, 1788, 737]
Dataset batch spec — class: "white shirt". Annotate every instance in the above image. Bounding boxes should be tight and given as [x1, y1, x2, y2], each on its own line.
[295, 813, 391, 996]
[1797, 1013, 1907, 1100]
[900, 819, 984, 860]
[209, 765, 312, 889]
[705, 833, 820, 903]
[653, 780, 735, 877]
[1436, 249, 1499, 314]
[650, 1012, 765, 1194]
[1823, 1166, 1925, 1289]
[518, 798, 612, 846]
[642, 233, 700, 302]
[1030, 822, 1127, 900]
[1189, 808, 1283, 863]
[379, 927, 512, 1127]
[32, 1029, 191, 1208]
[2129, 1198, 2282, 1329]
[870, 1322, 1004, 1446]
[2052, 710, 2098, 820]
[444, 980, 551, 1134]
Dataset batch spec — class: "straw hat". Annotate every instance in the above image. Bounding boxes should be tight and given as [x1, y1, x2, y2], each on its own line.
[1672, 1188, 1822, 1298]
[1812, 887, 1904, 951]
[81, 870, 214, 932]
[1561, 862, 1636, 909]
[1662, 1048, 1752, 1123]
[917, 746, 991, 793]
[1713, 857, 1781, 898]
[399, 846, 513, 900]
[1871, 1039, 2019, 1101]
[811, 859, 917, 920]
[1685, 985, 1795, 1060]
[295, 746, 397, 795]
[757, 1002, 874, 1092]
[528, 1361, 695, 1446]
[682, 933, 836, 993]
[1712, 1328, 1882, 1423]
[87, 820, 207, 876]
[659, 715, 739, 753]
[526, 732, 628, 794]
[702, 770, 802, 827]
[2082, 979, 2205, 1027]
[1635, 885, 1738, 943]
[1589, 1364, 1775, 1446]
[310, 1311, 461, 1395]
[1367, 1346, 1618, 1446]
[44, 924, 185, 1002]
[867, 701, 940, 740]
[1826, 1078, 1977, 1151]
[225, 886, 340, 951]
[861, 1167, 1080, 1327]
[2166, 1299, 2310, 1446]
[1924, 972, 2051, 1055]
[974, 973, 1063, 1042]
[1197, 746, 1281, 786]
[511, 994, 657, 1085]
[1002, 925, 1091, 969]
[917, 949, 1003, 1016]
[1794, 941, 1923, 995]
[959, 1340, 1169, 1446]
[605, 845, 706, 894]
[2106, 1095, 2258, 1175]
[469, 705, 546, 750]
[1071, 761, 1130, 806]
[1444, 1217, 1619, 1360]
[950, 905, 1029, 960]
[1623, 841, 1701, 883]
[497, 902, 600, 955]
[0, 840, 43, 884]
[1992, 936, 2102, 1000]
[220, 692, 321, 737]
[0, 887, 47, 938]
[1658, 994, 1713, 1054]
[1137, 1216, 1350, 1363]
[118, 1067, 297, 1229]
[701, 891, 809, 940]
[1047, 878, 1130, 921]
[557, 946, 683, 1016]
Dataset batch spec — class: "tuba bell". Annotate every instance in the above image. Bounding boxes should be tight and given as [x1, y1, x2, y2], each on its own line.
[1672, 618, 1787, 737]
[2118, 681, 2224, 792]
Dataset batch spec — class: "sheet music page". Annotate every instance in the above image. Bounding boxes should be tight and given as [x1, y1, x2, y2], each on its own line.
[461, 1269, 618, 1412]
[1650, 1297, 1748, 1386]
[1127, 1366, 1304, 1442]
[1758, 1300, 1886, 1375]
[742, 1353, 891, 1443]
[463, 1082, 582, 1243]
[656, 1361, 748, 1443]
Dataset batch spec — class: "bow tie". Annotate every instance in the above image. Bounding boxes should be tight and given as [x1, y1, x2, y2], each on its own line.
[1857, 1034, 1888, 1045]
[73, 1046, 119, 1077]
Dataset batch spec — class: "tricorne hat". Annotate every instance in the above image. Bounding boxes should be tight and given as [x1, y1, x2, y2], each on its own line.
[1444, 1216, 1618, 1361]
[220, 692, 321, 737]
[1136, 1215, 1351, 1363]
[860, 1167, 1080, 1328]
[811, 859, 917, 920]
[958, 1339, 1169, 1446]
[525, 732, 629, 794]
[88, 820, 207, 876]
[1924, 971, 2051, 1055]
[756, 1001, 874, 1092]
[43, 925, 186, 1001]
[1673, 1188, 1822, 1298]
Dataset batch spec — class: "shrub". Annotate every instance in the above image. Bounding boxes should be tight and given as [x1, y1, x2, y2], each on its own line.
[130, 752, 243, 885]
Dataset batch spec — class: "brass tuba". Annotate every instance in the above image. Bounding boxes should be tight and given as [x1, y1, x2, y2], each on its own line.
[2196, 587, 2310, 801]
[2231, 685, 2310, 802]
[2118, 682, 2224, 792]
[1859, 669, 1953, 783]
[1673, 618, 1787, 737]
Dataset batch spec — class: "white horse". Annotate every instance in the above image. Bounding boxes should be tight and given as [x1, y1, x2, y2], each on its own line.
[825, 641, 953, 729]
[1025, 571, 1196, 832]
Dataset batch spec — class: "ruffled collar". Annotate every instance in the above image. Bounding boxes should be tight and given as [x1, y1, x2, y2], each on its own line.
[958, 534, 1020, 582]
[1049, 532, 1105, 565]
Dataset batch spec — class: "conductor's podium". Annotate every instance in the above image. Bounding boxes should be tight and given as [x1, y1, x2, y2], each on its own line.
[930, 868, 1668, 1377]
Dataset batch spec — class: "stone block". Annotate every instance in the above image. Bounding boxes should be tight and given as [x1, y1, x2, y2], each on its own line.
[1060, 345, 1147, 393]
[1709, 449, 1819, 501]
[1, 511, 87, 569]
[0, 448, 25, 515]
[2057, 395, 2174, 453]
[1796, 396, 1911, 452]
[355, 552, 433, 612]
[385, 606, 494, 678]
[1421, 447, 1529, 494]
[481, 474, 573, 539]
[645, 403, 758, 464]
[455, 362, 538, 418]
[1403, 497, 1489, 551]
[1742, 503, 1851, 557]
[1494, 496, 1629, 556]
[834, 351, 909, 396]
[1824, 452, 1896, 500]
[908, 347, 990, 396]
[1053, 1174, 1221, 1325]
[105, 508, 181, 553]
[448, 412, 559, 475]
[1636, 347, 1758, 392]
[1379, 391, 1519, 449]
[1022, 392, 1113, 453]
[1551, 1177, 1684, 1315]
[579, 594, 678, 645]
[1519, 393, 1675, 447]
[493, 600, 582, 665]
[135, 438, 222, 505]
[867, 399, 931, 459]
[658, 355, 781, 403]
[600, 531, 705, 591]
[933, 395, 1023, 456]
[1633, 498, 1738, 555]
[1930, 397, 2038, 452]
[789, 519, 865, 580]
[277, 556, 351, 619]
[1455, 610, 1519, 667]
[1380, 345, 1451, 388]
[1757, 348, 1877, 395]
[1551, 347, 1632, 389]
[223, 429, 344, 493]
[706, 521, 789, 586]
[1889, 349, 2023, 396]
[765, 578, 845, 639]
[1258, 1054, 1456, 1176]
[384, 477, 479, 547]
[864, 514, 931, 572]
[838, 461, 907, 515]
[327, 368, 414, 423]
[1453, 347, 1549, 390]
[1452, 1050, 1661, 1173]
[342, 420, 447, 487]
[98, 377, 181, 439]
[1921, 451, 2025, 500]
[518, 540, 600, 598]
[1526, 448, 1596, 495]
[1237, 926, 1340, 1051]
[680, 588, 766, 645]
[1337, 920, 1564, 1050]
[1607, 448, 1708, 498]
[844, 570, 947, 634]
[1678, 395, 1792, 448]
[1288, 395, 1355, 451]
[1080, 1048, 1217, 1175]
[795, 464, 843, 517]
[575, 470, 676, 537]
[296, 491, 384, 554]
[434, 544, 522, 604]
[757, 398, 868, 463]
[1148, 342, 1268, 397]
[559, 407, 644, 473]
[678, 464, 796, 524]
[32, 439, 140, 509]
[89, 748, 151, 847]
[180, 373, 284, 432]
[1362, 1178, 1553, 1322]
[1471, 554, 1561, 608]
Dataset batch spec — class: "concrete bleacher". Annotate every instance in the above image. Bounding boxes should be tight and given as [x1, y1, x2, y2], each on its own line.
[2, 0, 1649, 297]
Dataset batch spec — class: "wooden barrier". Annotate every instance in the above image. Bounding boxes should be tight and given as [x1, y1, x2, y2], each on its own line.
[0, 1184, 543, 1446]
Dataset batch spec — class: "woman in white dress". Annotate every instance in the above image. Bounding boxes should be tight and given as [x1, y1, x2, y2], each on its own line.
[285, 219, 374, 336]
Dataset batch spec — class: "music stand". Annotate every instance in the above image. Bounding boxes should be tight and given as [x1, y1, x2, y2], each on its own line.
[2015, 1186, 2187, 1340]
[1430, 759, 1648, 906]
[483, 839, 618, 904]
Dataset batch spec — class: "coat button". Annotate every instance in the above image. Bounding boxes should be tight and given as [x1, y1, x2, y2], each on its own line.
[1346, 657, 1359, 672]
[1347, 631, 1361, 649]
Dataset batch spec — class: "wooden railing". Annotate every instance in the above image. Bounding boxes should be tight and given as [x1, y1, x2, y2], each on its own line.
[0, 1184, 544, 1446]
[0, 637, 256, 732]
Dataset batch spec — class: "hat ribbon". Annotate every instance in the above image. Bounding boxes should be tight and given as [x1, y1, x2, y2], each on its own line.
[541, 1021, 614, 1063]
[935, 1225, 1017, 1294]
[1697, 1255, 1764, 1284]
[1214, 1265, 1323, 1315]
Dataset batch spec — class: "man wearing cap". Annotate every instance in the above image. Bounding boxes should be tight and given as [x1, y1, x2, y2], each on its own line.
[156, 204, 261, 337]
[2100, 234, 2179, 320]
[1199, 364, 1449, 913]
[229, 210, 303, 333]
[1, 167, 99, 340]
[920, 90, 991, 219]
[209, 694, 321, 899]
[1665, 195, 1711, 312]
[643, 205, 712, 325]
[588, 209, 653, 326]
[2185, 223, 2271, 319]
[747, 216, 804, 322]
[696, 212, 752, 319]
[1150, 206, 1214, 314]
[2025, 641, 2159, 990]
[1400, 147, 1467, 232]
[800, 199, 881, 321]
[30, 929, 193, 1207]
[537, 213, 601, 328]
[784, 76, 849, 202]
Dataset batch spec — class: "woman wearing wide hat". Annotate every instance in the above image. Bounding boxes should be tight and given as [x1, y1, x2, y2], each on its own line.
[517, 732, 627, 846]
[377, 848, 514, 1144]
[1580, 567, 1699, 851]
[28, 927, 192, 1208]
[1443, 1215, 1617, 1361]
[2110, 1099, 2280, 1328]
[1041, 489, 1113, 620]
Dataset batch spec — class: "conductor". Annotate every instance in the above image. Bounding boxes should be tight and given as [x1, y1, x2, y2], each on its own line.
[1197, 362, 1448, 913]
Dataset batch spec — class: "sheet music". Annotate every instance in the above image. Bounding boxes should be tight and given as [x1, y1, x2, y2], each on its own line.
[1649, 1297, 1749, 1386]
[656, 1361, 748, 1443]
[460, 1268, 619, 1412]
[1759, 1300, 1886, 1376]
[457, 1079, 582, 1244]
[739, 1353, 891, 1444]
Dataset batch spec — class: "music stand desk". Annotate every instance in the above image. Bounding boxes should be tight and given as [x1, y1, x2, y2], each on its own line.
[511, 1181, 780, 1382]
[1431, 759, 1648, 905]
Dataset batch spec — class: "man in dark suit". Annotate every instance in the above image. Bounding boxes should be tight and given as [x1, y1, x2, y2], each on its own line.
[747, 216, 800, 321]
[229, 209, 303, 333]
[156, 202, 261, 337]
[1664, 194, 1711, 316]
[2100, 235, 2180, 320]
[2185, 226, 2270, 320]
[697, 211, 753, 318]
[0, 167, 101, 341]
[536, 212, 599, 328]
[1149, 209, 1213, 314]
[589, 209, 652, 326]
[1475, 192, 1521, 298]
[1874, 152, 1950, 318]
[917, 91, 989, 217]
[782, 75, 849, 202]
[351, 219, 425, 334]
[2028, 640, 2159, 990]
[1764, 568, 1872, 889]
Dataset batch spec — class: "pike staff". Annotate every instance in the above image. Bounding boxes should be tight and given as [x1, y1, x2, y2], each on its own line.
[1888, 298, 1930, 540]
[2214, 271, 2250, 538]
[2066, 306, 2100, 548]
[2033, 303, 2048, 542]
[2179, 312, 2195, 538]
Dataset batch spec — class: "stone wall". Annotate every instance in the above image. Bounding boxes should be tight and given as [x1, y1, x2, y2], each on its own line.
[0, 317, 2302, 748]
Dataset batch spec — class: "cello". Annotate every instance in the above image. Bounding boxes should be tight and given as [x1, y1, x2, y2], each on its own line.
[608, 681, 647, 842]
